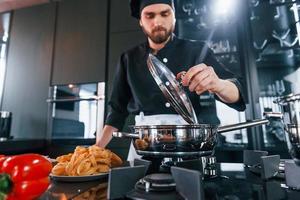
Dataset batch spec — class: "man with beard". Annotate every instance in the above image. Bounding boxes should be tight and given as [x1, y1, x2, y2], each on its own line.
[96, 0, 246, 163]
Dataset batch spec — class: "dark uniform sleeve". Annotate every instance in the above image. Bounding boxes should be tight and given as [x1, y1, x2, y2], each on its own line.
[201, 45, 246, 111]
[105, 54, 131, 130]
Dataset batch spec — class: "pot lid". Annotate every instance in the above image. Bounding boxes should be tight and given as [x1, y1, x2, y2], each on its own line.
[146, 53, 198, 124]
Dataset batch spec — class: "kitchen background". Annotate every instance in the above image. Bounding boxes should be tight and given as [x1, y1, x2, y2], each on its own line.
[0, 0, 299, 161]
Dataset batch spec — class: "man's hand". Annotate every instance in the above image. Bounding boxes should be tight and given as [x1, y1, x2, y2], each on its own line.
[177, 63, 224, 95]
[96, 125, 118, 148]
[177, 63, 240, 103]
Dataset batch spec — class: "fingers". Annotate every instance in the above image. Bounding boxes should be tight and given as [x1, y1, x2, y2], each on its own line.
[195, 76, 213, 95]
[176, 71, 186, 80]
[180, 64, 221, 95]
[176, 64, 221, 95]
[181, 64, 207, 86]
[188, 68, 211, 92]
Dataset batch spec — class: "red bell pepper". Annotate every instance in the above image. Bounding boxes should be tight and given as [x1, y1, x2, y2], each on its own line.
[0, 154, 52, 200]
[0, 155, 6, 172]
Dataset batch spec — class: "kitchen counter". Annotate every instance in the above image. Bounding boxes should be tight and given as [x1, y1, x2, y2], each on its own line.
[0, 138, 46, 154]
[38, 162, 300, 200]
[0, 138, 95, 155]
[0, 138, 130, 161]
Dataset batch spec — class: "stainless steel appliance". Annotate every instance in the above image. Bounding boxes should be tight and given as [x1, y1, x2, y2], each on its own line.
[47, 82, 105, 139]
[275, 93, 300, 165]
[275, 94, 300, 125]
[0, 111, 12, 140]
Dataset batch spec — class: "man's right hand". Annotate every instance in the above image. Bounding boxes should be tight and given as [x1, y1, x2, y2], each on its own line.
[96, 125, 118, 147]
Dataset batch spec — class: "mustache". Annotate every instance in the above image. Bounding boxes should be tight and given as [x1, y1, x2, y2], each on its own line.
[152, 26, 166, 33]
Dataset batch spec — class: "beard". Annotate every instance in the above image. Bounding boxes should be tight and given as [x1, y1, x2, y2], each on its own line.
[142, 25, 174, 44]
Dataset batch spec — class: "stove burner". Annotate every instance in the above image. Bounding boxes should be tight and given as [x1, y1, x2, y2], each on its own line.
[135, 173, 176, 192]
[158, 156, 220, 179]
[144, 173, 174, 184]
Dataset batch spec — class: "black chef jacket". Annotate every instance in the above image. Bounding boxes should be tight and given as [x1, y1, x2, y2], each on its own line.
[105, 35, 246, 130]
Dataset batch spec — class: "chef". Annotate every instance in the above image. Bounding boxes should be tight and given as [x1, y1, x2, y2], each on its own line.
[96, 0, 246, 161]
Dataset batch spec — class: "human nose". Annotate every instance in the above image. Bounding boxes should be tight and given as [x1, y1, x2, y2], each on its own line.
[153, 15, 163, 26]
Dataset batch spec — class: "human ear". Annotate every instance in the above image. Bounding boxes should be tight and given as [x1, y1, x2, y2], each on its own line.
[139, 19, 143, 27]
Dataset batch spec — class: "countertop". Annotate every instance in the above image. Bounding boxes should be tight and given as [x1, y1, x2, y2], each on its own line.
[0, 138, 130, 160]
[38, 163, 300, 200]
[0, 138, 46, 154]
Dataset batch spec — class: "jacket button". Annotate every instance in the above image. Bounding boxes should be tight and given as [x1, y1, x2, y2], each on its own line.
[163, 58, 168, 63]
[165, 102, 171, 107]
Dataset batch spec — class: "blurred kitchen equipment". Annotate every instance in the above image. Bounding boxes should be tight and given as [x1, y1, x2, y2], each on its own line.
[181, 0, 194, 16]
[0, 111, 12, 140]
[274, 93, 300, 125]
[284, 67, 300, 95]
[275, 93, 300, 165]
[47, 82, 105, 139]
[275, 80, 285, 96]
[285, 124, 300, 165]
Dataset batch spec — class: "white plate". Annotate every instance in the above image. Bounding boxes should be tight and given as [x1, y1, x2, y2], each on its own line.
[49, 173, 108, 182]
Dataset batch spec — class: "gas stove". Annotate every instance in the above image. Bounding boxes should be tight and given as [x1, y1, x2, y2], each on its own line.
[107, 156, 221, 200]
[129, 156, 221, 199]
[41, 150, 300, 200]
[104, 151, 300, 200]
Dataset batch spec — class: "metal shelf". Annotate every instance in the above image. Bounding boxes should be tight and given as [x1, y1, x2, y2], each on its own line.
[46, 96, 105, 103]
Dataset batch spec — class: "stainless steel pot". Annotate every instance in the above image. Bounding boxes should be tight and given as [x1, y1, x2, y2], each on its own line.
[113, 118, 271, 157]
[275, 94, 300, 165]
[285, 124, 300, 165]
[274, 93, 300, 125]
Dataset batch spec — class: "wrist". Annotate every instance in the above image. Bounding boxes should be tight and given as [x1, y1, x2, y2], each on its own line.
[215, 79, 226, 95]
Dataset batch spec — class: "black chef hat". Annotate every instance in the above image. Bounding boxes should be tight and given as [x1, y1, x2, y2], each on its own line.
[130, 0, 174, 19]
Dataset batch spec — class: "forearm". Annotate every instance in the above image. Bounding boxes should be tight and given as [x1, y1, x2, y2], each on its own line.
[215, 79, 240, 103]
[96, 125, 118, 148]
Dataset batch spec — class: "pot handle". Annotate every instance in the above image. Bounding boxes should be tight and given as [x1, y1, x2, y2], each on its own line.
[112, 132, 139, 139]
[217, 119, 269, 133]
